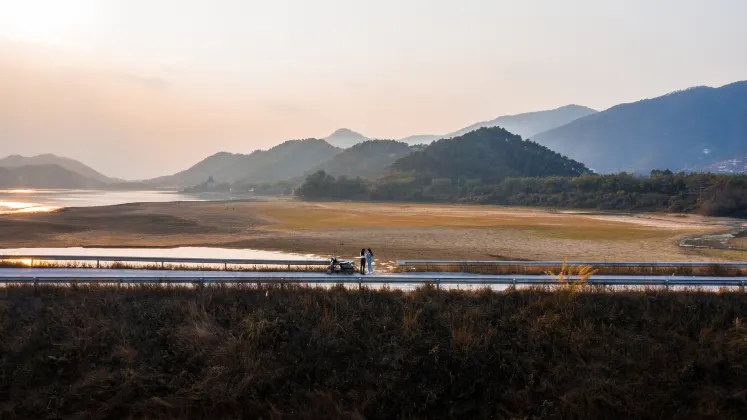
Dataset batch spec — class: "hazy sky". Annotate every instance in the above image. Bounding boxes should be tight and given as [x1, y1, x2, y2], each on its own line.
[1, 0, 746, 179]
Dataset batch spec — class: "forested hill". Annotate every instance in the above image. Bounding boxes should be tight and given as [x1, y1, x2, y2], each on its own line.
[391, 126, 592, 183]
[312, 140, 413, 179]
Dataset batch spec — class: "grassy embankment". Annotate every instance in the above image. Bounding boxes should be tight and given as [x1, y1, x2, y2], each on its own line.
[1, 283, 746, 419]
[396, 262, 747, 277]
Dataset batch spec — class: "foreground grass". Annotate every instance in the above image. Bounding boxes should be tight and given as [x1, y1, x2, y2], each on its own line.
[1, 285, 747, 419]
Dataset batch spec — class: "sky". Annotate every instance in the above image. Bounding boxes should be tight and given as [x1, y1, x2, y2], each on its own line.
[1, 0, 746, 179]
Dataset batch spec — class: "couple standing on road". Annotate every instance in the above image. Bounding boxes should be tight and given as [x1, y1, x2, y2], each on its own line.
[360, 248, 375, 275]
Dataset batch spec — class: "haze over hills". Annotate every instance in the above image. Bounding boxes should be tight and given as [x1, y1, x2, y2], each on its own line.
[319, 104, 598, 149]
[0, 164, 107, 189]
[312, 140, 414, 179]
[0, 154, 120, 184]
[149, 139, 340, 187]
[399, 105, 598, 145]
[10, 79, 747, 185]
[531, 81, 747, 173]
[324, 128, 371, 149]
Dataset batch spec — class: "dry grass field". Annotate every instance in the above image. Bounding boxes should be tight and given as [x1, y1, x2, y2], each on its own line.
[0, 200, 744, 269]
[731, 236, 747, 249]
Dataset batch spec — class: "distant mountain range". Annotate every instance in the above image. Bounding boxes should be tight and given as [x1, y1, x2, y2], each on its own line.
[400, 104, 598, 144]
[0, 164, 107, 189]
[0, 154, 120, 184]
[148, 139, 340, 187]
[531, 81, 747, 173]
[6, 80, 747, 189]
[323, 104, 598, 148]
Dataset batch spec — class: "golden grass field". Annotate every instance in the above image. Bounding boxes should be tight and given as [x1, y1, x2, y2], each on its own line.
[731, 236, 747, 249]
[0, 200, 745, 269]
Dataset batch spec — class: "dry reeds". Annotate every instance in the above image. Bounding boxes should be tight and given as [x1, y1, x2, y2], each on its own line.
[1, 284, 746, 419]
[397, 262, 747, 277]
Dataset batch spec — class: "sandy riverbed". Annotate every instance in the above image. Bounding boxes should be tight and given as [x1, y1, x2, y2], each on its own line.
[0, 200, 744, 267]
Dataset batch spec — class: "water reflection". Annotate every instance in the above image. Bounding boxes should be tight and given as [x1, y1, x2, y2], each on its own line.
[0, 200, 60, 214]
[4, 189, 35, 194]
[0, 247, 320, 260]
[0, 189, 209, 214]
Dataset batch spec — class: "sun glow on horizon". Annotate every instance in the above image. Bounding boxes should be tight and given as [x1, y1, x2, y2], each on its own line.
[0, 0, 97, 45]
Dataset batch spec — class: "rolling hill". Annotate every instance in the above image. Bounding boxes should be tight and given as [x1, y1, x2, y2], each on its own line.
[391, 126, 591, 183]
[0, 154, 119, 183]
[531, 81, 747, 173]
[150, 139, 340, 187]
[0, 164, 107, 189]
[312, 140, 414, 179]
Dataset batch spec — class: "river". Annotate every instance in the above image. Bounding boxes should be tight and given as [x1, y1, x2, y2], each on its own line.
[0, 189, 237, 214]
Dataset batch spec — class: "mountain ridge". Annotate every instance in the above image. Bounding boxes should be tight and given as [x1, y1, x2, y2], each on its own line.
[149, 139, 340, 187]
[531, 81, 747, 173]
[324, 128, 370, 148]
[0, 154, 120, 183]
[318, 104, 597, 148]
[312, 140, 414, 179]
[0, 164, 108, 189]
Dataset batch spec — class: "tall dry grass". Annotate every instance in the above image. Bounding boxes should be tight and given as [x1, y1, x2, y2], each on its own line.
[1, 284, 747, 419]
[397, 262, 747, 277]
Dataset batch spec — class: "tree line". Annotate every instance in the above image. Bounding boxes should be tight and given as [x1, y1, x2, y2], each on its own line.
[295, 169, 747, 218]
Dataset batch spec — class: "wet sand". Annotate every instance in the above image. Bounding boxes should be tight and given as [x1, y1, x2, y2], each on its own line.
[0, 200, 744, 268]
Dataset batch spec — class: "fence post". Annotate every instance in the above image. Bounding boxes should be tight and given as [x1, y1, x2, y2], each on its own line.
[97, 260, 100, 269]
[741, 281, 745, 293]
[665, 279, 669, 291]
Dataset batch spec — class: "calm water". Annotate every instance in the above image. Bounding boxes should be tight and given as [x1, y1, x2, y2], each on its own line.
[0, 247, 320, 260]
[0, 189, 234, 214]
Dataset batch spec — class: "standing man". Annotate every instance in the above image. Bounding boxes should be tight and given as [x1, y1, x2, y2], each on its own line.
[360, 249, 367, 275]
